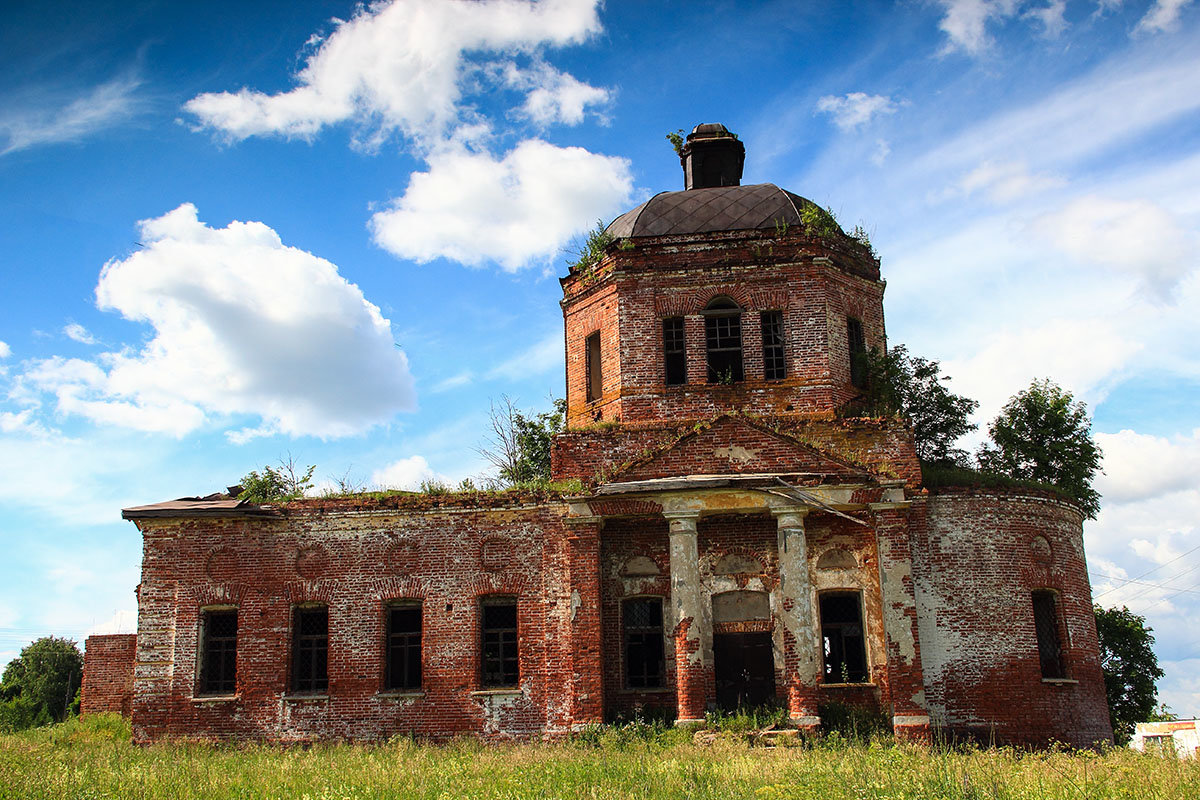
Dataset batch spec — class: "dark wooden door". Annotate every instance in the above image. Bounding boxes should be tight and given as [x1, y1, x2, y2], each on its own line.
[713, 631, 776, 710]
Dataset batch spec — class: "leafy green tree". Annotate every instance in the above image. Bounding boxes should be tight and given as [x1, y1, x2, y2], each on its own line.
[855, 345, 979, 465]
[480, 396, 566, 486]
[1094, 605, 1165, 744]
[0, 637, 83, 730]
[237, 454, 315, 503]
[976, 378, 1102, 518]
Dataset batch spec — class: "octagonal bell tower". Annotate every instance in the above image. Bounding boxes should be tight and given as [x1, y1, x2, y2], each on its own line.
[560, 124, 887, 427]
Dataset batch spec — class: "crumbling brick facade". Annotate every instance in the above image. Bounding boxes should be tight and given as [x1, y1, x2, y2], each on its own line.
[81, 633, 137, 717]
[86, 123, 1112, 747]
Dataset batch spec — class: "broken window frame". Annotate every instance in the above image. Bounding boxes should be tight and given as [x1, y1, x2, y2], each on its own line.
[818, 591, 869, 684]
[480, 596, 519, 688]
[585, 332, 603, 402]
[291, 605, 329, 694]
[703, 296, 744, 384]
[1032, 590, 1068, 679]
[846, 317, 867, 390]
[384, 600, 422, 692]
[760, 310, 786, 381]
[662, 317, 687, 386]
[197, 607, 238, 696]
[622, 596, 665, 689]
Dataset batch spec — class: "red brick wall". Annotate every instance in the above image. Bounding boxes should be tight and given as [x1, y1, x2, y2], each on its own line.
[129, 504, 599, 743]
[551, 415, 920, 487]
[81, 634, 137, 717]
[599, 516, 675, 719]
[910, 490, 1113, 747]
[561, 230, 884, 427]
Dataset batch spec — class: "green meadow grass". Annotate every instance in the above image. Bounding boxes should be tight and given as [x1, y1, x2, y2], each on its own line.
[1, 715, 1197, 800]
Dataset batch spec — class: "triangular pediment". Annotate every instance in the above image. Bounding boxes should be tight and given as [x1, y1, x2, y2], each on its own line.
[611, 415, 873, 482]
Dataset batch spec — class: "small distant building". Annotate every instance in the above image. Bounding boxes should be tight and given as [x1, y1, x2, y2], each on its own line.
[81, 124, 1114, 747]
[1131, 720, 1200, 757]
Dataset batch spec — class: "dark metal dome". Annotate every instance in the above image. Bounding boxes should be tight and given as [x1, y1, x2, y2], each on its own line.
[606, 183, 812, 239]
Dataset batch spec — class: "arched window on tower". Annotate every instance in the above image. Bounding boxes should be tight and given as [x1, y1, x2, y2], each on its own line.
[703, 296, 743, 383]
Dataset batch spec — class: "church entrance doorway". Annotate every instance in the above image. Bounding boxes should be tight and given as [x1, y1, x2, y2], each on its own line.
[714, 631, 776, 710]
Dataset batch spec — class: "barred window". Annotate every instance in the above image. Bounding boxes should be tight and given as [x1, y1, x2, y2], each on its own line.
[761, 310, 786, 381]
[847, 317, 867, 389]
[820, 592, 868, 683]
[704, 297, 743, 383]
[198, 609, 237, 695]
[1032, 591, 1067, 679]
[663, 317, 686, 385]
[292, 606, 328, 693]
[385, 602, 422, 691]
[623, 597, 665, 689]
[481, 597, 519, 687]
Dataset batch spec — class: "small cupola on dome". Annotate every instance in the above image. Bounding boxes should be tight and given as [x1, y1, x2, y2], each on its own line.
[681, 123, 745, 190]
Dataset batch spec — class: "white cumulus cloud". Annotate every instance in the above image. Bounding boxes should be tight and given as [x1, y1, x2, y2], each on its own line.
[17, 203, 416, 438]
[184, 0, 604, 147]
[371, 455, 445, 490]
[1032, 194, 1198, 298]
[1095, 429, 1200, 504]
[1136, 0, 1196, 34]
[63, 323, 96, 345]
[0, 341, 10, 358]
[933, 0, 1021, 55]
[370, 140, 633, 270]
[815, 93, 898, 130]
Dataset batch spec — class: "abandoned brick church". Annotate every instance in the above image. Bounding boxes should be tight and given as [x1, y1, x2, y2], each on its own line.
[81, 124, 1113, 746]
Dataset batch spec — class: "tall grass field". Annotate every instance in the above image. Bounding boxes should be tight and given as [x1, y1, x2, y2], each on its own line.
[1, 715, 1196, 799]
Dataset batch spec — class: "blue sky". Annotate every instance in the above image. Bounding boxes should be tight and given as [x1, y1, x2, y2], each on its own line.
[2, 0, 1199, 716]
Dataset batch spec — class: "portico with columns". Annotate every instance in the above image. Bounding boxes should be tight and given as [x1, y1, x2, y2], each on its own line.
[568, 471, 930, 737]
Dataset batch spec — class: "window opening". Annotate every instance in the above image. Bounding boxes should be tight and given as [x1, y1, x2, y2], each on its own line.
[586, 332, 602, 402]
[704, 297, 743, 383]
[481, 597, 519, 687]
[847, 317, 867, 389]
[761, 310, 786, 381]
[663, 318, 686, 386]
[292, 606, 328, 693]
[385, 602, 422, 691]
[1032, 590, 1066, 679]
[623, 598, 665, 689]
[198, 609, 237, 695]
[819, 592, 868, 683]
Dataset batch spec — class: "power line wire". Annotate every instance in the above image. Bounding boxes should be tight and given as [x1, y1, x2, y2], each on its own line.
[1093, 541, 1200, 599]
[1089, 572, 1200, 597]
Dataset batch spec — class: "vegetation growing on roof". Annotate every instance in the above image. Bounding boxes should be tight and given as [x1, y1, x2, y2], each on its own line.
[237, 455, 315, 503]
[565, 220, 615, 274]
[666, 129, 685, 156]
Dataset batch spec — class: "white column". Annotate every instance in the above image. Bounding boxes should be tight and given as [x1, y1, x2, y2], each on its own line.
[774, 508, 821, 727]
[666, 512, 709, 723]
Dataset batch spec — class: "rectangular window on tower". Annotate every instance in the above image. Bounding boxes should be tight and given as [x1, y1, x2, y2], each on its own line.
[385, 601, 422, 692]
[480, 597, 519, 688]
[623, 597, 665, 689]
[819, 592, 868, 683]
[197, 608, 237, 696]
[663, 317, 686, 385]
[585, 332, 602, 402]
[761, 310, 786, 381]
[846, 317, 867, 389]
[1032, 590, 1067, 679]
[705, 301, 744, 383]
[291, 606, 329, 694]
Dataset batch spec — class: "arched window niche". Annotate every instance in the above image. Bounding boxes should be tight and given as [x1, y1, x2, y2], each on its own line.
[702, 295, 744, 384]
